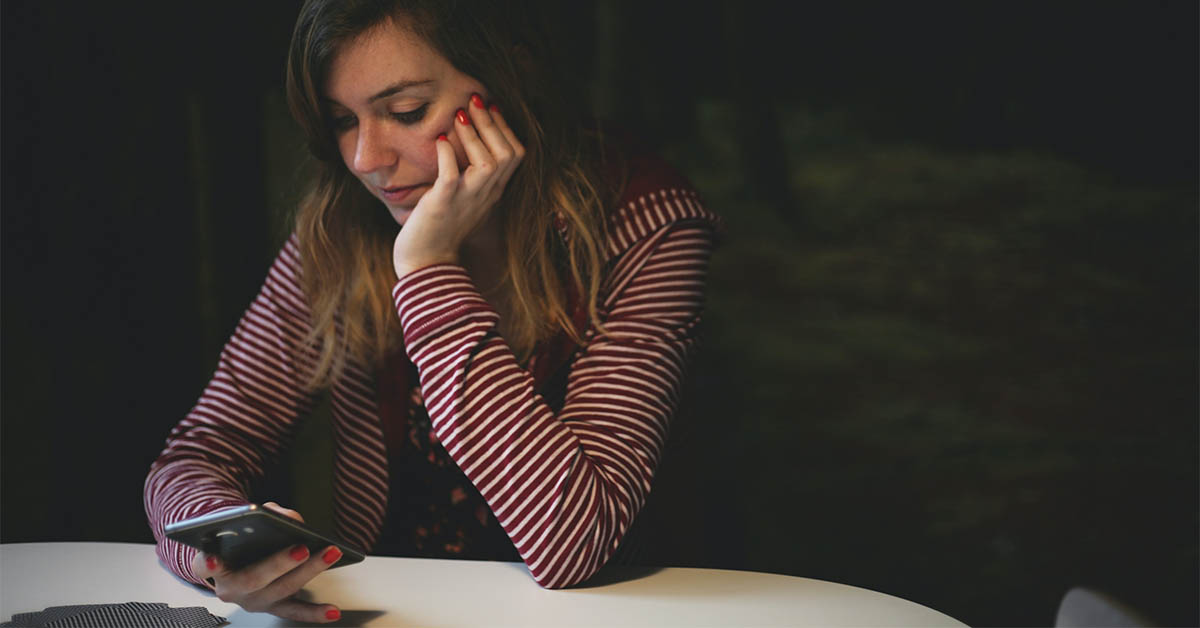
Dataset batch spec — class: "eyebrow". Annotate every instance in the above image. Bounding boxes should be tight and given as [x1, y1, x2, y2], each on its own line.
[368, 79, 434, 103]
[325, 79, 435, 109]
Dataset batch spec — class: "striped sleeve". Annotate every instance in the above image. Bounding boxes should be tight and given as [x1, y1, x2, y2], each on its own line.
[391, 220, 714, 588]
[143, 236, 318, 586]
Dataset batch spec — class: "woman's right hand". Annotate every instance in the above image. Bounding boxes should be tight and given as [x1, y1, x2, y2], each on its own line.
[190, 502, 344, 623]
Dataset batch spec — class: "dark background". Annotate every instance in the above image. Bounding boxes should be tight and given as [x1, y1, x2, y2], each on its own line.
[2, 1, 1196, 625]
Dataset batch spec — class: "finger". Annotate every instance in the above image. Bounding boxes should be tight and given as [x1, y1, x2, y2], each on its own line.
[219, 543, 313, 597]
[242, 545, 343, 613]
[263, 502, 304, 523]
[467, 94, 515, 169]
[434, 133, 458, 186]
[453, 107, 497, 179]
[486, 104, 525, 165]
[192, 551, 226, 585]
[268, 597, 342, 624]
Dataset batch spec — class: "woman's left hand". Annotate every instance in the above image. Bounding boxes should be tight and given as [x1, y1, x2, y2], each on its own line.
[392, 95, 525, 279]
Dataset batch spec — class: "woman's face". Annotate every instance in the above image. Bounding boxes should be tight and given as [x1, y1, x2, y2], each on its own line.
[324, 18, 485, 226]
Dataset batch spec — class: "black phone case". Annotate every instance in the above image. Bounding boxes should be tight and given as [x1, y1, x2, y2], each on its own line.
[164, 505, 366, 570]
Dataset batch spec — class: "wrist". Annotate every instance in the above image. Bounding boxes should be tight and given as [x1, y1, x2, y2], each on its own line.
[393, 255, 459, 280]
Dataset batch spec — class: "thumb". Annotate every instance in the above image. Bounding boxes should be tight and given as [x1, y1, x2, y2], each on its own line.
[263, 501, 305, 523]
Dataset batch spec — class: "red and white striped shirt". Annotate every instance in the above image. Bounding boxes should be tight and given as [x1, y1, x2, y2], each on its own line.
[145, 158, 719, 589]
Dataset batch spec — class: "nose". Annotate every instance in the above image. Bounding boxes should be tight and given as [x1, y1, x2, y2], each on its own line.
[350, 120, 396, 175]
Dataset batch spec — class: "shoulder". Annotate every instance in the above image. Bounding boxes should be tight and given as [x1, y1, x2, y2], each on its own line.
[263, 234, 306, 293]
[600, 127, 722, 259]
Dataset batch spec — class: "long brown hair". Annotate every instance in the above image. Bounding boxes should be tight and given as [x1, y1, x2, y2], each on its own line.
[285, 0, 617, 389]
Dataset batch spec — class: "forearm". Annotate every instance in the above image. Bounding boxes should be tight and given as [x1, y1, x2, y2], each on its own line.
[145, 237, 317, 584]
[145, 455, 250, 585]
[392, 223, 711, 588]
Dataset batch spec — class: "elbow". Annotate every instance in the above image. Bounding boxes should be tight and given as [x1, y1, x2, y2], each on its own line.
[520, 469, 645, 589]
[525, 539, 618, 589]
[530, 564, 602, 590]
[534, 576, 571, 590]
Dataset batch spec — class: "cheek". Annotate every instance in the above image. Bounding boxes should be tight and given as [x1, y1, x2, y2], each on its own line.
[407, 131, 468, 176]
[408, 139, 440, 175]
[391, 126, 443, 178]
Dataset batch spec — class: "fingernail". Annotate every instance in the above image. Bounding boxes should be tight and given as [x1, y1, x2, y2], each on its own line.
[205, 556, 217, 571]
[322, 547, 343, 565]
[290, 545, 309, 561]
[437, 133, 448, 142]
[489, 104, 500, 113]
[456, 109, 470, 126]
[470, 93, 484, 109]
[326, 608, 341, 621]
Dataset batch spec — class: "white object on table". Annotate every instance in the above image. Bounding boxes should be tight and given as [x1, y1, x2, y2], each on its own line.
[0, 543, 965, 626]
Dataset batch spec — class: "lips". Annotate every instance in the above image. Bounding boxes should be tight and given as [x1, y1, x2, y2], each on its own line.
[378, 183, 426, 204]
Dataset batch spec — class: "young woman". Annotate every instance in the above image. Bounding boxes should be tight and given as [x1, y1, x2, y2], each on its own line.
[145, 0, 718, 622]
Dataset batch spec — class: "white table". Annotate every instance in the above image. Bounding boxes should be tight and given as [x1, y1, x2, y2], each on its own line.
[1, 543, 965, 626]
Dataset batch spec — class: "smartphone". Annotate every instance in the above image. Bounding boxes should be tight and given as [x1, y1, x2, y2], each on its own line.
[164, 504, 366, 571]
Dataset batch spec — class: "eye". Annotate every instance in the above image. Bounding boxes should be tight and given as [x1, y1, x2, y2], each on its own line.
[331, 113, 357, 133]
[391, 103, 428, 125]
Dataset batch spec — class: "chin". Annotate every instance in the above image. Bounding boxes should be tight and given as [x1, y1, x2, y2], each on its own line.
[389, 206, 414, 226]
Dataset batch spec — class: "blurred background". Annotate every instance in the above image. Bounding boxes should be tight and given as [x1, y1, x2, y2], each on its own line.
[2, 1, 1196, 625]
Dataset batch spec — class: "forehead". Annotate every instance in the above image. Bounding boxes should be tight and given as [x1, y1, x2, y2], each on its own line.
[324, 18, 448, 105]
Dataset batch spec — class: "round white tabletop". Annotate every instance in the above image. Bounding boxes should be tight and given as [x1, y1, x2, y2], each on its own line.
[0, 543, 965, 626]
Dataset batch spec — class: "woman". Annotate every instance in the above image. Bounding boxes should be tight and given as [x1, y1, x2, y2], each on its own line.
[145, 0, 718, 622]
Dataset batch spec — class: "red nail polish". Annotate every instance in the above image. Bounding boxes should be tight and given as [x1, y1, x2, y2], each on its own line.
[205, 556, 217, 571]
[489, 104, 500, 113]
[326, 608, 341, 621]
[437, 133, 448, 142]
[290, 545, 309, 561]
[322, 547, 343, 565]
[470, 93, 484, 109]
[456, 109, 470, 126]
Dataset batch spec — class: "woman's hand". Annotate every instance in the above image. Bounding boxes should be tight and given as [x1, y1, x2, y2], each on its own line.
[392, 94, 525, 279]
[190, 502, 344, 624]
